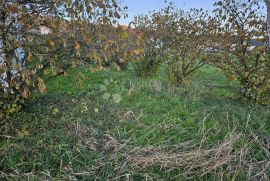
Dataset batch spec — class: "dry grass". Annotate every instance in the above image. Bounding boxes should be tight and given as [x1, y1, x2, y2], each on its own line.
[1, 120, 269, 180]
[127, 133, 246, 179]
[64, 122, 270, 181]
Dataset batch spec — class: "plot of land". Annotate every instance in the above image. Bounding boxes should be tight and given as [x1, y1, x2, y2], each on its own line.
[1, 65, 269, 180]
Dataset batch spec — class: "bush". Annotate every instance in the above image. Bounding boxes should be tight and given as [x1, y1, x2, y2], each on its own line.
[132, 5, 215, 83]
[0, 94, 23, 120]
[100, 25, 144, 71]
[166, 9, 215, 85]
[132, 6, 172, 76]
[212, 0, 270, 104]
[0, 1, 125, 120]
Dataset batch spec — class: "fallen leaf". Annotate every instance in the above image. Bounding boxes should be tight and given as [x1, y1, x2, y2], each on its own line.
[38, 78, 48, 94]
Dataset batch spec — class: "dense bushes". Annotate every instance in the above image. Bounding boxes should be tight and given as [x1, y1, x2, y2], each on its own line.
[0, 94, 23, 119]
[100, 25, 144, 70]
[133, 0, 270, 103]
[1, 0, 270, 122]
[132, 7, 171, 76]
[0, 1, 127, 119]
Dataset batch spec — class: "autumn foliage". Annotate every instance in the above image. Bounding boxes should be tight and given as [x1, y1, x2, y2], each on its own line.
[211, 0, 270, 104]
[166, 9, 217, 85]
[133, 4, 216, 85]
[1, 0, 270, 120]
[0, 0, 126, 119]
[133, 0, 270, 102]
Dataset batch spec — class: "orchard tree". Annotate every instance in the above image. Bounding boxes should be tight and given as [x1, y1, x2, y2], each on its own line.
[166, 9, 217, 85]
[0, 0, 126, 119]
[132, 3, 216, 84]
[132, 4, 175, 76]
[213, 0, 270, 103]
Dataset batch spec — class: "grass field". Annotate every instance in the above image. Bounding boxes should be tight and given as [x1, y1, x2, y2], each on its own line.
[1, 65, 269, 180]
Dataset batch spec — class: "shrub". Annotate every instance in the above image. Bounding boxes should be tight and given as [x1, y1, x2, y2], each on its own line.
[132, 5, 216, 83]
[132, 7, 171, 76]
[166, 9, 216, 85]
[212, 0, 270, 104]
[0, 1, 125, 119]
[0, 94, 23, 120]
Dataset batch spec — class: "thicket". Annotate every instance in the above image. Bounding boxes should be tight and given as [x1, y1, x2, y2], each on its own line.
[166, 9, 217, 85]
[132, 8, 170, 76]
[0, 0, 143, 119]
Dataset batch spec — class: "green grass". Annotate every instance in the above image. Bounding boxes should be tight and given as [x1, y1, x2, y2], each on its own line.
[1, 65, 269, 180]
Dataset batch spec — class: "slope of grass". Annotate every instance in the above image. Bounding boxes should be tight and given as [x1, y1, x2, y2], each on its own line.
[1, 65, 269, 180]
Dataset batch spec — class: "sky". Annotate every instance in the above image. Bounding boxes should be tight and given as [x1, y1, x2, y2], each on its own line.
[119, 0, 217, 25]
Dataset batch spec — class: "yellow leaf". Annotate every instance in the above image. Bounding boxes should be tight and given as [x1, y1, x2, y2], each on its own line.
[85, 37, 92, 44]
[22, 89, 29, 98]
[52, 108, 59, 115]
[75, 41, 81, 50]
[51, 70, 57, 76]
[15, 63, 21, 71]
[107, 40, 115, 46]
[71, 61, 77, 68]
[49, 40, 55, 47]
[27, 53, 33, 62]
[24, 131, 29, 136]
[14, 39, 20, 48]
[7, 5, 19, 14]
[27, 24, 32, 29]
[113, 63, 121, 71]
[63, 41, 67, 48]
[38, 78, 48, 94]
[44, 69, 49, 75]
[228, 75, 237, 81]
[113, 93, 122, 104]
[17, 130, 29, 138]
[134, 49, 145, 55]
[17, 131, 25, 138]
[121, 31, 129, 39]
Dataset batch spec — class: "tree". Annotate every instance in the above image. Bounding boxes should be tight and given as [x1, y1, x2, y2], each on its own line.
[212, 0, 270, 104]
[132, 3, 216, 84]
[166, 9, 216, 85]
[132, 4, 174, 76]
[0, 0, 125, 119]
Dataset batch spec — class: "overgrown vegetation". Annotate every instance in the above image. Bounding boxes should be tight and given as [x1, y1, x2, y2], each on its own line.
[0, 0, 128, 119]
[1, 0, 270, 180]
[212, 0, 270, 104]
[133, 0, 270, 102]
[1, 66, 269, 180]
